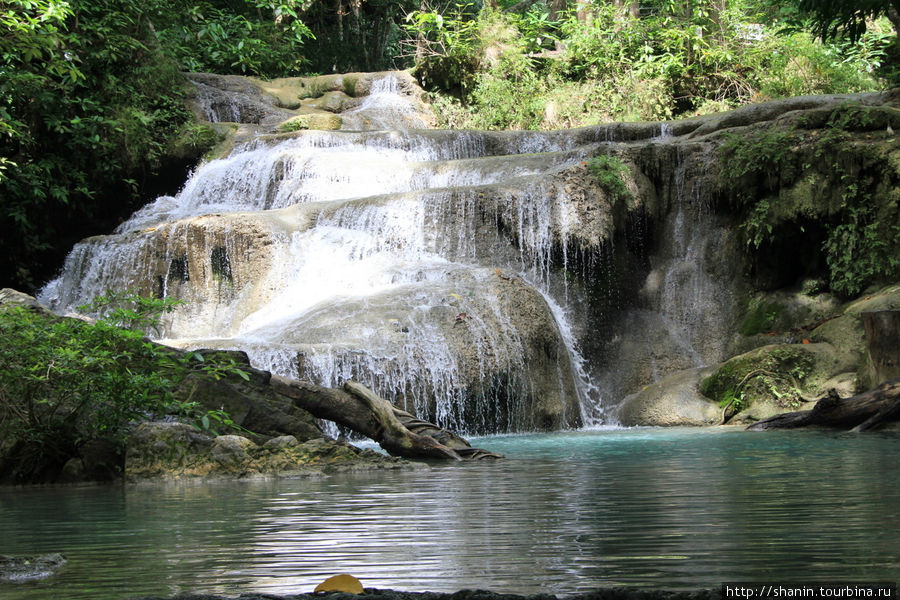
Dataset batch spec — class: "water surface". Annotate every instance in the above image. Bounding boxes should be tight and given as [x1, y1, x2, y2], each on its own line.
[1, 428, 898, 600]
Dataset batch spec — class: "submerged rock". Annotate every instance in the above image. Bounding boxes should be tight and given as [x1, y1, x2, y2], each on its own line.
[0, 553, 66, 582]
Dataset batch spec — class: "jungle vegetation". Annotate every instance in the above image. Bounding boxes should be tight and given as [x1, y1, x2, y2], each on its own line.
[1, 0, 897, 290]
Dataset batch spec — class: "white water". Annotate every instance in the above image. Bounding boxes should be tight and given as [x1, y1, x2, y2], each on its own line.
[41, 76, 609, 434]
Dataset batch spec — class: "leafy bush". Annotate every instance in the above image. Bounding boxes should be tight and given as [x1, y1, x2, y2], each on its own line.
[718, 104, 900, 297]
[407, 1, 888, 130]
[587, 155, 634, 204]
[151, 1, 314, 77]
[0, 293, 249, 482]
[0, 306, 177, 480]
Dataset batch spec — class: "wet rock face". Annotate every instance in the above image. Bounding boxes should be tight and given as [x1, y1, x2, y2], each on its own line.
[290, 269, 583, 434]
[187, 70, 435, 132]
[616, 368, 720, 427]
[42, 71, 897, 435]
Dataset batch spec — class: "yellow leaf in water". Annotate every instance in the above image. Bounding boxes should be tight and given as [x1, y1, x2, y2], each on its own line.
[314, 573, 364, 594]
[449, 293, 462, 301]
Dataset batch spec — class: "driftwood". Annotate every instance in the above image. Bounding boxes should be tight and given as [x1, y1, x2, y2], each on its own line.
[746, 378, 900, 431]
[269, 375, 502, 460]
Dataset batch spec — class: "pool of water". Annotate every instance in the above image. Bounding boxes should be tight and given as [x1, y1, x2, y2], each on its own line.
[1, 427, 898, 599]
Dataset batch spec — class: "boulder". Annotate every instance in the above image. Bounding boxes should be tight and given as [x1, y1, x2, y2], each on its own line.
[699, 341, 860, 422]
[0, 288, 49, 312]
[277, 113, 343, 132]
[616, 368, 720, 426]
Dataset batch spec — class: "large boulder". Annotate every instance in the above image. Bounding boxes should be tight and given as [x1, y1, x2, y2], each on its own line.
[616, 367, 721, 426]
[699, 341, 860, 424]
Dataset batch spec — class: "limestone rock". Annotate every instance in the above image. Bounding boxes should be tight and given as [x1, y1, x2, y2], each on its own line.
[124, 422, 409, 481]
[616, 368, 720, 426]
[277, 113, 343, 132]
[125, 422, 216, 479]
[262, 435, 299, 449]
[173, 369, 322, 443]
[284, 268, 582, 433]
[699, 341, 860, 422]
[0, 288, 49, 313]
[188, 70, 435, 132]
[211, 435, 256, 468]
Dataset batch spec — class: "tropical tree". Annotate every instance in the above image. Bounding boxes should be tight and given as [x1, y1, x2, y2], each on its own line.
[794, 0, 900, 42]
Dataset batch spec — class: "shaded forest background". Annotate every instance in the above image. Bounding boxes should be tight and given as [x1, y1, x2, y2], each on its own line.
[1, 0, 898, 290]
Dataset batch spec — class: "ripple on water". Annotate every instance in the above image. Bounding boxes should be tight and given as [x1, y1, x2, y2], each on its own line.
[1, 428, 898, 600]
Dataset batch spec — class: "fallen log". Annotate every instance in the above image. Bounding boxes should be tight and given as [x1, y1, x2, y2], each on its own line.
[269, 375, 502, 460]
[746, 378, 900, 431]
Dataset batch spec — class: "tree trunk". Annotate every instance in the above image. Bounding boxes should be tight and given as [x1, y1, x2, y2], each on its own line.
[335, 0, 344, 43]
[549, 0, 568, 22]
[887, 6, 900, 38]
[269, 375, 503, 460]
[613, 0, 640, 18]
[746, 379, 900, 431]
[860, 310, 900, 389]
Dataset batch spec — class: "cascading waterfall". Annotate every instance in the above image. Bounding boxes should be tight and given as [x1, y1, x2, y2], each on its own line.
[41, 75, 615, 435]
[40, 73, 738, 434]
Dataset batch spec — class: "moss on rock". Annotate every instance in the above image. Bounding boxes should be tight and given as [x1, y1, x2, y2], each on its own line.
[125, 423, 410, 481]
[700, 344, 821, 415]
[277, 113, 343, 132]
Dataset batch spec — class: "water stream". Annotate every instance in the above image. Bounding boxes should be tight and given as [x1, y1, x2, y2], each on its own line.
[15, 76, 900, 598]
[40, 76, 628, 432]
[2, 429, 898, 600]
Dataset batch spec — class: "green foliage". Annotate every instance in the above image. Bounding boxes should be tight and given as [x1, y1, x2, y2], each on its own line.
[0, 0, 325, 291]
[700, 346, 817, 410]
[407, 0, 887, 130]
[587, 155, 634, 203]
[78, 289, 183, 335]
[0, 306, 177, 479]
[791, 0, 898, 44]
[0, 294, 250, 482]
[719, 388, 747, 413]
[0, 0, 197, 290]
[151, 1, 314, 76]
[403, 2, 483, 93]
[822, 201, 900, 297]
[718, 103, 900, 297]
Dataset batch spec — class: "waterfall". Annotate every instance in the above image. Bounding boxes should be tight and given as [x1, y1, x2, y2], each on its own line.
[40, 73, 738, 434]
[41, 75, 615, 435]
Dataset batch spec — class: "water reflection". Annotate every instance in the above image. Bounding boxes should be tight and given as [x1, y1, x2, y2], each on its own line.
[1, 429, 898, 600]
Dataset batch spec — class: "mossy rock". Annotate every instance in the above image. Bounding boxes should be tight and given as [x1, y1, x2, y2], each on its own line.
[844, 283, 900, 314]
[738, 297, 791, 336]
[125, 424, 409, 480]
[306, 90, 351, 113]
[734, 287, 841, 344]
[700, 343, 856, 416]
[168, 122, 237, 162]
[277, 113, 343, 132]
[808, 313, 865, 360]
